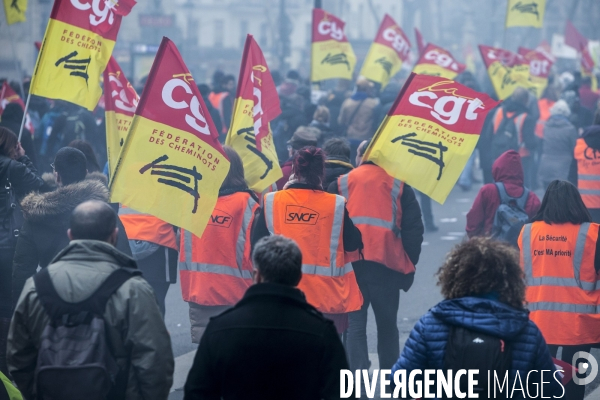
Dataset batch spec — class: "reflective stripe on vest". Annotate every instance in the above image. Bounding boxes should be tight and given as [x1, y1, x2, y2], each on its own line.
[522, 223, 597, 293]
[264, 192, 351, 275]
[339, 173, 402, 237]
[180, 196, 255, 278]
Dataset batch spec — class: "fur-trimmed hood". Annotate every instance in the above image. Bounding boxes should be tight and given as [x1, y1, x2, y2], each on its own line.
[20, 175, 109, 224]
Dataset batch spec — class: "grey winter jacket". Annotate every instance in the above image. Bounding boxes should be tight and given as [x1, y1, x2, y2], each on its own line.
[538, 115, 578, 185]
[8, 240, 174, 400]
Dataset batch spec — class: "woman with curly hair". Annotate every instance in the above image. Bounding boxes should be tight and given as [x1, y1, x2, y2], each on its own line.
[251, 146, 363, 334]
[392, 237, 561, 398]
[519, 180, 600, 400]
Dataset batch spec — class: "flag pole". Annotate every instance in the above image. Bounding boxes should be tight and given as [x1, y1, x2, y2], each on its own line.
[6, 24, 26, 101]
[17, 93, 31, 142]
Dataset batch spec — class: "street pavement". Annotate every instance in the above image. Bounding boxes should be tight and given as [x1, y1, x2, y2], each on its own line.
[163, 181, 600, 399]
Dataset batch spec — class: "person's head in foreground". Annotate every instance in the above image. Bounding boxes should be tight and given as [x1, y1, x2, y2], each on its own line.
[252, 235, 302, 286]
[292, 146, 325, 189]
[53, 147, 88, 186]
[531, 180, 591, 225]
[437, 236, 525, 308]
[67, 200, 118, 246]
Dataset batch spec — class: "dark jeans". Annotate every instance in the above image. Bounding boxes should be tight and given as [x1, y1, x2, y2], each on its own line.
[347, 261, 402, 371]
[548, 344, 591, 400]
[135, 246, 175, 317]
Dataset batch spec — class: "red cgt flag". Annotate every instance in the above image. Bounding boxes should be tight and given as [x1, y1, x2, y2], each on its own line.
[225, 34, 283, 192]
[414, 27, 426, 57]
[565, 20, 588, 52]
[110, 37, 230, 240]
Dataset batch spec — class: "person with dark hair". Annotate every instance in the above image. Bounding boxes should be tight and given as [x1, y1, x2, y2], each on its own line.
[322, 137, 353, 188]
[538, 100, 577, 189]
[0, 127, 47, 376]
[0, 102, 37, 169]
[252, 146, 363, 334]
[209, 74, 235, 136]
[275, 126, 319, 190]
[184, 235, 348, 400]
[179, 146, 259, 342]
[466, 150, 541, 238]
[519, 180, 600, 400]
[393, 237, 561, 398]
[68, 139, 101, 172]
[197, 84, 223, 136]
[9, 200, 174, 400]
[12, 147, 131, 307]
[329, 138, 423, 373]
[575, 111, 600, 222]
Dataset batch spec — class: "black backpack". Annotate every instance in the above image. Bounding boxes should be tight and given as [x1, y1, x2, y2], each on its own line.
[492, 182, 530, 247]
[33, 267, 141, 400]
[491, 109, 520, 162]
[443, 326, 512, 399]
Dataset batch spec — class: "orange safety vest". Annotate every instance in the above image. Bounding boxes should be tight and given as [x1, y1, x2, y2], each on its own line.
[492, 108, 529, 157]
[338, 164, 415, 274]
[179, 192, 258, 306]
[263, 189, 363, 313]
[519, 221, 600, 345]
[119, 206, 178, 250]
[208, 91, 230, 134]
[535, 98, 554, 139]
[574, 138, 600, 209]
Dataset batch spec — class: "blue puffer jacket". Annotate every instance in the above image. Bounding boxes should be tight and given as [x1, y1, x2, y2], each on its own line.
[392, 297, 563, 399]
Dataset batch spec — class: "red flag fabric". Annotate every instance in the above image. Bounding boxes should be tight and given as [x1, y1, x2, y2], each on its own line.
[412, 43, 466, 79]
[552, 357, 574, 385]
[0, 82, 34, 134]
[34, 41, 41, 50]
[235, 35, 281, 148]
[414, 27, 426, 56]
[518, 47, 553, 80]
[565, 20, 588, 51]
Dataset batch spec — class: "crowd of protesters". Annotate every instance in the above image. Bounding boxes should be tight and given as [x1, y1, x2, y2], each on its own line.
[1, 59, 600, 400]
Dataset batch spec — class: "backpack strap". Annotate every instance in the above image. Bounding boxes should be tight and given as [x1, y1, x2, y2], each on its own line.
[34, 267, 141, 321]
[515, 187, 530, 210]
[495, 182, 511, 205]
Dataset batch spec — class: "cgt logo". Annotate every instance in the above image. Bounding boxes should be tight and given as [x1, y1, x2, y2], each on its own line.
[424, 49, 461, 71]
[208, 209, 233, 228]
[318, 19, 345, 41]
[161, 73, 211, 136]
[382, 27, 410, 58]
[71, 0, 117, 26]
[285, 205, 320, 225]
[108, 72, 138, 113]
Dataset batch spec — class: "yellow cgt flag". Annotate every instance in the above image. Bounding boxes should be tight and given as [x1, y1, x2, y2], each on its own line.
[3, 0, 26, 24]
[364, 73, 499, 204]
[311, 8, 356, 82]
[479, 44, 539, 99]
[506, 0, 546, 28]
[360, 14, 410, 88]
[226, 35, 282, 193]
[110, 37, 230, 240]
[30, 0, 135, 111]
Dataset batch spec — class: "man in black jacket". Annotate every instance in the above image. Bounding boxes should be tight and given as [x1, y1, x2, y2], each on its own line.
[184, 235, 348, 400]
[12, 147, 131, 304]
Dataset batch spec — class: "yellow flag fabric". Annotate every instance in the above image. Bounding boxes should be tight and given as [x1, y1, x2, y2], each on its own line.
[412, 44, 466, 80]
[3, 0, 26, 24]
[226, 35, 282, 193]
[109, 37, 230, 240]
[364, 73, 500, 204]
[359, 14, 410, 88]
[227, 101, 282, 193]
[506, 0, 546, 28]
[311, 8, 356, 82]
[29, 0, 134, 111]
